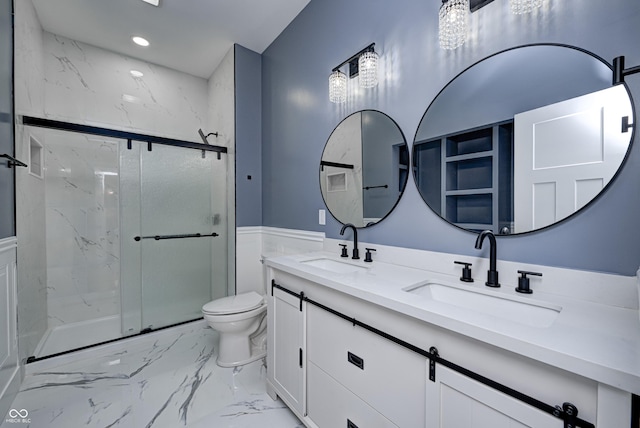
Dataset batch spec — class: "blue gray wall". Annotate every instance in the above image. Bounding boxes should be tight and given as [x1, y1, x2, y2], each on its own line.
[414, 45, 612, 142]
[235, 44, 262, 227]
[0, 0, 14, 239]
[261, 0, 640, 276]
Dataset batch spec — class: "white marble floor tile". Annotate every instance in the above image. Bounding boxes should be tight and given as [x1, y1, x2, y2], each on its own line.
[2, 322, 301, 428]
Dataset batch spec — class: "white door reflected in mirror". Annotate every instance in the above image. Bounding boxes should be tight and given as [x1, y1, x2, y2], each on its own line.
[514, 85, 633, 232]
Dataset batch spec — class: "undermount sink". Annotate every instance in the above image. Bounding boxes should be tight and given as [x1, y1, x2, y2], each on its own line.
[404, 282, 561, 328]
[300, 257, 368, 274]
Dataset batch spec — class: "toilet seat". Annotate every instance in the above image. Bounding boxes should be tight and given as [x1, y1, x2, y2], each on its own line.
[202, 291, 264, 315]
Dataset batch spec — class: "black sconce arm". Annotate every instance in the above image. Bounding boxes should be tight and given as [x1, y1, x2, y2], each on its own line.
[613, 56, 640, 85]
[332, 43, 376, 78]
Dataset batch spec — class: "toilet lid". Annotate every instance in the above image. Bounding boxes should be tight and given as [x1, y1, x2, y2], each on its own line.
[202, 291, 264, 315]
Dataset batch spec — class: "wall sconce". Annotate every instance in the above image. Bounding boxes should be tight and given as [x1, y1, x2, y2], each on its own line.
[358, 50, 379, 88]
[439, 0, 470, 50]
[509, 0, 542, 14]
[439, 0, 543, 50]
[329, 43, 378, 103]
[329, 70, 347, 103]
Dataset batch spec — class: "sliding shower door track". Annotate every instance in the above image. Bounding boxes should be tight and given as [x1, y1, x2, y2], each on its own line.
[21, 116, 228, 156]
[26, 317, 204, 364]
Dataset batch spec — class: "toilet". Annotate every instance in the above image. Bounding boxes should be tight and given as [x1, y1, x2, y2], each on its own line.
[202, 291, 267, 367]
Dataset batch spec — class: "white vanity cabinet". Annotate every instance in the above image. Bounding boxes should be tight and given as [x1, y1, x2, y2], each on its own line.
[266, 284, 306, 417]
[307, 362, 399, 428]
[306, 304, 426, 428]
[266, 259, 632, 428]
[426, 365, 563, 428]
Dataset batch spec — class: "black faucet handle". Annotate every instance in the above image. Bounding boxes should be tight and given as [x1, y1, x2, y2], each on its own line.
[364, 248, 376, 263]
[339, 244, 348, 258]
[454, 261, 474, 283]
[516, 270, 542, 294]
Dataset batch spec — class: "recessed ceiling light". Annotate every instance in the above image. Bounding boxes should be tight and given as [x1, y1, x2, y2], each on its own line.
[141, 0, 160, 5]
[130, 70, 144, 78]
[132, 36, 150, 47]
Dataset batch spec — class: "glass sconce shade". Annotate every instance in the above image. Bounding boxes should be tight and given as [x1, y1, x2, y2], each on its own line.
[358, 50, 379, 88]
[510, 0, 542, 14]
[439, 0, 469, 50]
[329, 70, 347, 103]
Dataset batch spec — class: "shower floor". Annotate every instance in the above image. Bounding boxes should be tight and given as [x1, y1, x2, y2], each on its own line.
[5, 321, 302, 428]
[34, 315, 121, 358]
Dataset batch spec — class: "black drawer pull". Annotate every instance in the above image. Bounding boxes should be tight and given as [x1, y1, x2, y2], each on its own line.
[347, 419, 359, 428]
[347, 351, 364, 370]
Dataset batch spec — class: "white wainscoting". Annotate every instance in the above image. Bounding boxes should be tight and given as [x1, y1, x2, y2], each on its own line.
[261, 227, 325, 258]
[236, 227, 264, 296]
[236, 227, 324, 296]
[0, 237, 20, 420]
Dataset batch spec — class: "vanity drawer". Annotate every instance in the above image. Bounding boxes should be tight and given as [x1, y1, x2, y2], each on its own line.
[307, 304, 426, 427]
[307, 361, 399, 428]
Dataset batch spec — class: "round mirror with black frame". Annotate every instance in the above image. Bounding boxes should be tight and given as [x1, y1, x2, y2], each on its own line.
[412, 44, 635, 235]
[320, 110, 409, 228]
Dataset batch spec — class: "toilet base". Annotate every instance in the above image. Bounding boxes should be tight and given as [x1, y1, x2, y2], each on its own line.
[216, 340, 266, 367]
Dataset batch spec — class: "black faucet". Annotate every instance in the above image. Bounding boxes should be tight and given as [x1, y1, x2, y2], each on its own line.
[474, 230, 500, 287]
[339, 223, 360, 260]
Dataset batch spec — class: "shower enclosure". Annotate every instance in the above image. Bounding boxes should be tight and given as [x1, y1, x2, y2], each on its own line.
[17, 119, 231, 359]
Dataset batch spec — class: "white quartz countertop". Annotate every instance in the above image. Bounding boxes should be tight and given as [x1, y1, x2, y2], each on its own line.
[266, 251, 640, 395]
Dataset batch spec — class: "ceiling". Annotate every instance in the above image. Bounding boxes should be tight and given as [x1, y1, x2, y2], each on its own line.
[31, 0, 310, 79]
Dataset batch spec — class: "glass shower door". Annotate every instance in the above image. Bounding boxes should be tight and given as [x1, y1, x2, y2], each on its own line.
[137, 143, 225, 331]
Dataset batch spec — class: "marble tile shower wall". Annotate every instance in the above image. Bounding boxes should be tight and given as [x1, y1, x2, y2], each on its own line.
[44, 132, 120, 329]
[13, 0, 44, 118]
[14, 0, 47, 362]
[207, 47, 236, 296]
[14, 127, 47, 362]
[41, 32, 209, 142]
